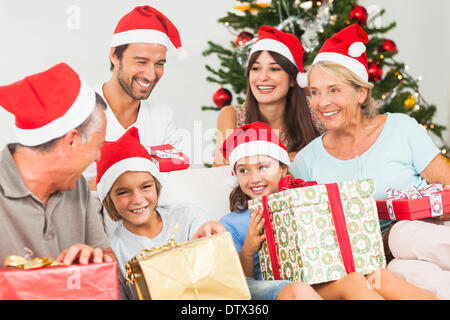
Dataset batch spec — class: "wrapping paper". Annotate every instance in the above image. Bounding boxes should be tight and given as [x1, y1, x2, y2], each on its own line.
[146, 144, 189, 172]
[377, 185, 450, 220]
[0, 262, 119, 300]
[249, 178, 386, 285]
[126, 232, 250, 300]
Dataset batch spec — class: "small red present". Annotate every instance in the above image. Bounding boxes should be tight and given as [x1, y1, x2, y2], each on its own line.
[147, 144, 190, 172]
[0, 261, 120, 300]
[376, 184, 450, 220]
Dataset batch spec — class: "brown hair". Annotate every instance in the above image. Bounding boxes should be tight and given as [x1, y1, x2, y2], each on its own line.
[103, 175, 163, 221]
[229, 162, 290, 213]
[110, 44, 129, 72]
[245, 50, 320, 153]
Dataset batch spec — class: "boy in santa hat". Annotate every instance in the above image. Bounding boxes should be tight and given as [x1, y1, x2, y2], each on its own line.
[83, 5, 186, 188]
[0, 63, 115, 267]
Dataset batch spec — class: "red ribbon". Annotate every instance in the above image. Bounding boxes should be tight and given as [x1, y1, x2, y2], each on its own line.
[261, 180, 355, 280]
[262, 195, 281, 280]
[278, 176, 317, 191]
[325, 183, 355, 275]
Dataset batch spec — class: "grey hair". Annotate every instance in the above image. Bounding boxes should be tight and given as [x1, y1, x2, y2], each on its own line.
[19, 93, 107, 152]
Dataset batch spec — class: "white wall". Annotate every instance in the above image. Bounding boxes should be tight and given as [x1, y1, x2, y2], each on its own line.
[0, 1, 448, 162]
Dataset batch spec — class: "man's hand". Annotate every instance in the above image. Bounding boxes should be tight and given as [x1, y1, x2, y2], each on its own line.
[57, 243, 114, 265]
[191, 221, 226, 240]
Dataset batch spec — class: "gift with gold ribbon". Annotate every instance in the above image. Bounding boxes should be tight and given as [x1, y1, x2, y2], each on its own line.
[249, 178, 386, 285]
[1, 249, 119, 300]
[125, 231, 250, 300]
[145, 144, 190, 172]
[376, 184, 450, 220]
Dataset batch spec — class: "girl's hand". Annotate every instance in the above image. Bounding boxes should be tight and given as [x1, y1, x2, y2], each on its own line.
[241, 207, 266, 257]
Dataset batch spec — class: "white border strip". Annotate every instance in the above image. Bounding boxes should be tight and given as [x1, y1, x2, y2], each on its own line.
[313, 52, 368, 82]
[249, 38, 297, 68]
[111, 29, 170, 47]
[228, 140, 290, 170]
[14, 80, 96, 146]
[97, 157, 160, 202]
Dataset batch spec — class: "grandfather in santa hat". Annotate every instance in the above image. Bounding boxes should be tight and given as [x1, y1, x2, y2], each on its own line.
[0, 63, 115, 267]
[83, 5, 186, 188]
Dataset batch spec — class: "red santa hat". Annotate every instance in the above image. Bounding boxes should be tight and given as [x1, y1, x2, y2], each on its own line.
[96, 127, 160, 202]
[249, 25, 307, 88]
[221, 121, 290, 187]
[312, 24, 369, 82]
[0, 63, 96, 146]
[111, 5, 187, 60]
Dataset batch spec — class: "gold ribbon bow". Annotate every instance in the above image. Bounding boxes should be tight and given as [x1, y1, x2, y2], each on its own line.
[4, 248, 63, 269]
[125, 225, 179, 286]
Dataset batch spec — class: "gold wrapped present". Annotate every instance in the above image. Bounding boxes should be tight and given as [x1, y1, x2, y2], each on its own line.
[126, 232, 250, 300]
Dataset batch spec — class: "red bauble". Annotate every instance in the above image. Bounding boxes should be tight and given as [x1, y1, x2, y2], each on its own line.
[368, 62, 383, 82]
[349, 5, 368, 25]
[235, 31, 254, 47]
[377, 39, 398, 54]
[213, 88, 232, 108]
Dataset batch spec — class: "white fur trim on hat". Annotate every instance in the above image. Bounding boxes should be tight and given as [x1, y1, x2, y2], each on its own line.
[228, 140, 290, 172]
[313, 52, 368, 82]
[249, 38, 297, 68]
[296, 72, 308, 88]
[348, 42, 366, 58]
[14, 80, 96, 147]
[111, 29, 170, 48]
[97, 157, 160, 202]
[175, 47, 188, 61]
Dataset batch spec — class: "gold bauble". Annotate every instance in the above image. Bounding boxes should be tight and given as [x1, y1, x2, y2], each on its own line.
[404, 95, 415, 110]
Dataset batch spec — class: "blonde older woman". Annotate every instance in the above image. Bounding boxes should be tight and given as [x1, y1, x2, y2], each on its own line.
[293, 24, 450, 299]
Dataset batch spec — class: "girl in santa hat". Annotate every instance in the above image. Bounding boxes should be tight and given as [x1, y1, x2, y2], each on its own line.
[213, 25, 321, 166]
[219, 121, 436, 299]
[293, 23, 450, 299]
[96, 127, 224, 299]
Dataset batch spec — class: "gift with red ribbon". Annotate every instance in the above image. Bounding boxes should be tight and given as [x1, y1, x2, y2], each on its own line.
[146, 144, 190, 172]
[249, 178, 386, 285]
[0, 260, 120, 300]
[376, 184, 450, 220]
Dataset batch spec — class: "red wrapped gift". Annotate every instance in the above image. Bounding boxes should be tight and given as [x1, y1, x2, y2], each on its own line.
[147, 144, 190, 172]
[0, 261, 120, 300]
[376, 184, 450, 220]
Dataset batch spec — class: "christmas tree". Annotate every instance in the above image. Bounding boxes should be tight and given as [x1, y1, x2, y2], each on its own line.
[201, 0, 450, 163]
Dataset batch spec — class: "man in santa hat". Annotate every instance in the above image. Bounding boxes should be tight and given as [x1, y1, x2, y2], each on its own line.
[83, 5, 185, 188]
[0, 63, 115, 266]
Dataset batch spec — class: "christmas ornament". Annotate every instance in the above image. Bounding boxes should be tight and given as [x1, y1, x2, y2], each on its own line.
[377, 39, 398, 54]
[404, 95, 416, 110]
[349, 5, 368, 25]
[368, 62, 382, 82]
[213, 88, 232, 108]
[235, 31, 254, 47]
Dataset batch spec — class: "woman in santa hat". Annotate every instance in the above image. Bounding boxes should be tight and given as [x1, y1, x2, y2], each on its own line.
[293, 24, 450, 299]
[213, 25, 321, 166]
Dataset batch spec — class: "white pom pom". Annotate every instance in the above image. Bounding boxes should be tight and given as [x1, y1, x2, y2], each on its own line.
[296, 72, 308, 88]
[348, 42, 366, 57]
[175, 47, 189, 61]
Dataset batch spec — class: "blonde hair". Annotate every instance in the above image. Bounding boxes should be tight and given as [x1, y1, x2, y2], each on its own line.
[102, 176, 163, 222]
[307, 61, 380, 119]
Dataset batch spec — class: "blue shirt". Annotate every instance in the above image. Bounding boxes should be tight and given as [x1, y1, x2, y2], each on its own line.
[219, 209, 262, 280]
[293, 113, 440, 235]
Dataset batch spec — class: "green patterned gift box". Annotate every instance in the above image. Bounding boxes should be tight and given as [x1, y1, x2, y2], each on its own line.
[248, 178, 386, 285]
